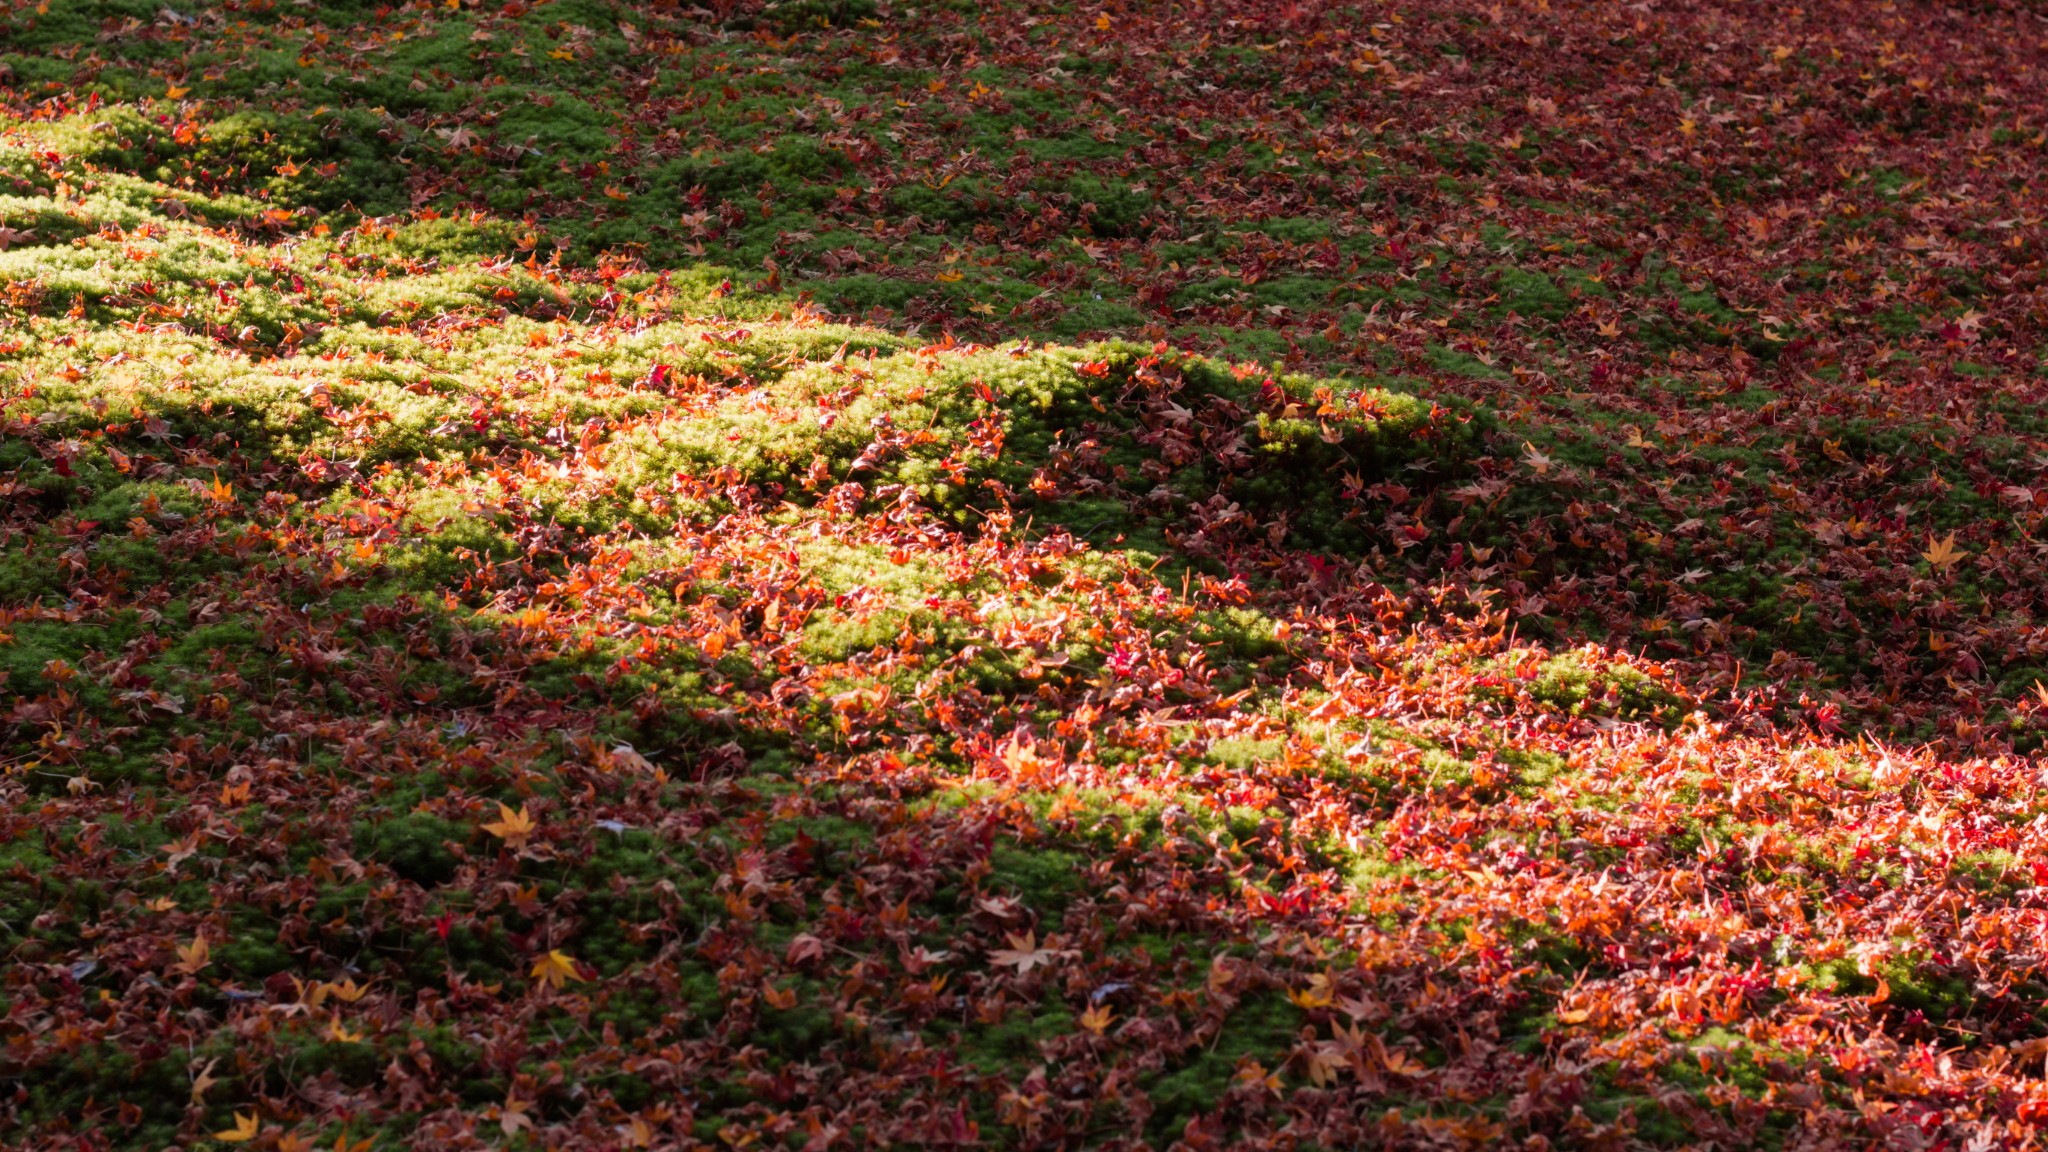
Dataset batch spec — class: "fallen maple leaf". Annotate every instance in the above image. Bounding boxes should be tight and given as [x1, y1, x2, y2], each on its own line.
[173, 935, 210, 975]
[1288, 973, 1335, 1010]
[616, 1116, 656, 1149]
[609, 743, 656, 774]
[1381, 1047, 1427, 1077]
[1078, 1003, 1115, 1034]
[483, 802, 536, 850]
[530, 949, 585, 990]
[996, 733, 1058, 783]
[1921, 532, 1964, 570]
[1234, 1059, 1283, 1095]
[190, 1057, 220, 1105]
[988, 930, 1069, 973]
[216, 1112, 261, 1143]
[499, 1096, 534, 1138]
[322, 977, 370, 1003]
[1302, 1042, 1347, 1088]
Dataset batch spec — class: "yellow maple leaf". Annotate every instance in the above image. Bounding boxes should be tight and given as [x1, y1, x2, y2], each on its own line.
[1078, 1003, 1115, 1034]
[173, 935, 210, 975]
[166, 83, 190, 99]
[482, 802, 536, 851]
[215, 1112, 261, 1143]
[322, 977, 370, 1003]
[1288, 973, 1336, 1010]
[190, 1056, 220, 1105]
[1921, 531, 1964, 570]
[530, 949, 585, 990]
[1382, 1047, 1427, 1076]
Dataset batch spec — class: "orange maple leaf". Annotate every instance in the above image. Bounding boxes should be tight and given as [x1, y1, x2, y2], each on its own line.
[1921, 532, 1964, 570]
[482, 802, 536, 851]
[1288, 973, 1336, 1010]
[530, 949, 585, 990]
[172, 935, 210, 975]
[1078, 1003, 1115, 1034]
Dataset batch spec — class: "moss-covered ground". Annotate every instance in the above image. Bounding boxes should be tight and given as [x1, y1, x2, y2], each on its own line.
[6, 0, 2048, 1148]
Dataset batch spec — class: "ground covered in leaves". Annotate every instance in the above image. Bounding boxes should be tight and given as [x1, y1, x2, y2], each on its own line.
[5, 0, 2048, 1147]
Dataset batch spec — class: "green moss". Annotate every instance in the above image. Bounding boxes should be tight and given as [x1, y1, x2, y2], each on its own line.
[605, 338, 1468, 552]
[952, 1005, 1073, 1078]
[1144, 991, 1301, 1142]
[1497, 746, 1573, 793]
[985, 841, 1086, 911]
[1206, 736, 1283, 770]
[1474, 652, 1685, 725]
[355, 813, 468, 888]
[8, 1039, 202, 1146]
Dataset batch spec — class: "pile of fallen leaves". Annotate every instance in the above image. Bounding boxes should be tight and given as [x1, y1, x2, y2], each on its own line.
[6, 0, 2048, 1148]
